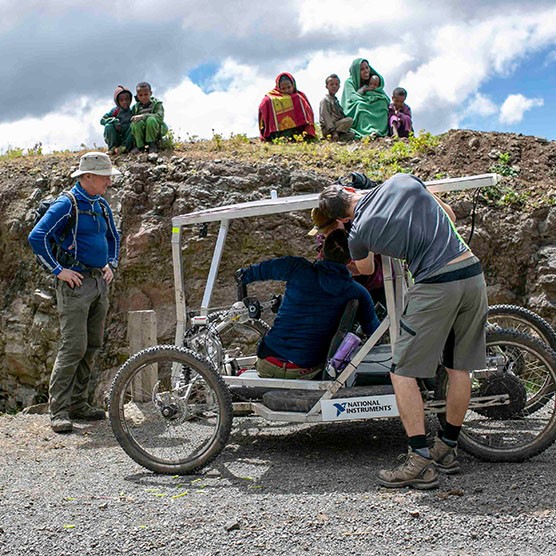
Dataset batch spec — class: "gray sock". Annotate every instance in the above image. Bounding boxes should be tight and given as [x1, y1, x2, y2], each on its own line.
[412, 446, 431, 459]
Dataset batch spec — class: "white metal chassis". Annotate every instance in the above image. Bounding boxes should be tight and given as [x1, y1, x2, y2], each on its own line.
[171, 173, 500, 423]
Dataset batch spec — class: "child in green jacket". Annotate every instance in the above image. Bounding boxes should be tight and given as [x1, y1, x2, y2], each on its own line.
[100, 85, 134, 155]
[130, 82, 168, 154]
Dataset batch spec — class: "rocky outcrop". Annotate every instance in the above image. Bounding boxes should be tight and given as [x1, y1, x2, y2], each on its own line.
[0, 130, 555, 411]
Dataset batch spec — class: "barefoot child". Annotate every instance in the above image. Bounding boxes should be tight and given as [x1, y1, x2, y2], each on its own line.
[388, 87, 413, 138]
[319, 74, 355, 141]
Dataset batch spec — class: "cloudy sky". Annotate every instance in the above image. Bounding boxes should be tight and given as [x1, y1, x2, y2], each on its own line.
[1, 0, 555, 153]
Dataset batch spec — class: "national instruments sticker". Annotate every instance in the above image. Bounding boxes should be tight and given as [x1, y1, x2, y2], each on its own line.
[321, 395, 399, 421]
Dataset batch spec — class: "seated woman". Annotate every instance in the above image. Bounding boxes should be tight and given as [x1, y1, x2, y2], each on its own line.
[236, 230, 379, 379]
[258, 72, 316, 142]
[341, 58, 390, 138]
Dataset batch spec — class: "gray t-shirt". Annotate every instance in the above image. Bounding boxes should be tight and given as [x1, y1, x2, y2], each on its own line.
[348, 173, 468, 282]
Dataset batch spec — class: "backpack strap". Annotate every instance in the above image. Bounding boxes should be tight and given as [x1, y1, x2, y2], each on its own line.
[57, 191, 78, 244]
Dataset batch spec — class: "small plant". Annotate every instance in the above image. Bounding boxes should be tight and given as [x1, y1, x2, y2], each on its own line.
[489, 151, 519, 177]
[271, 135, 290, 145]
[27, 142, 43, 156]
[389, 140, 411, 159]
[483, 183, 528, 207]
[161, 128, 179, 150]
[211, 129, 223, 150]
[229, 133, 250, 146]
[1, 146, 25, 159]
[408, 130, 440, 154]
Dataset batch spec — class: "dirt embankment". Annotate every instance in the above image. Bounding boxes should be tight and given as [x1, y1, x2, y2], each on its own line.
[0, 129, 555, 411]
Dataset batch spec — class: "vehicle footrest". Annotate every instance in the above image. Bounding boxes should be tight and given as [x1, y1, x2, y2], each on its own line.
[262, 385, 394, 413]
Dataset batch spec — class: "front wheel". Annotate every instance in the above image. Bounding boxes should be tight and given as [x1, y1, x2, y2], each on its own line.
[436, 328, 556, 462]
[109, 345, 233, 474]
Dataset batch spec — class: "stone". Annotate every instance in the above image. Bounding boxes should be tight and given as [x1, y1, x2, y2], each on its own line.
[225, 520, 240, 532]
[468, 137, 480, 149]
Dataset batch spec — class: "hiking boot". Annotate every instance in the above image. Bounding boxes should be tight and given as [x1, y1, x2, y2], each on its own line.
[377, 450, 439, 490]
[130, 147, 141, 155]
[147, 142, 158, 153]
[69, 404, 105, 421]
[430, 436, 460, 474]
[51, 413, 73, 433]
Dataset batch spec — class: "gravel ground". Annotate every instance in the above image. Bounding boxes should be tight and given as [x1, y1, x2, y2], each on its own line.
[1, 413, 555, 556]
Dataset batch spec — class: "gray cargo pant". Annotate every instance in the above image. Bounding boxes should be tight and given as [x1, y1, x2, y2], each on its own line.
[49, 272, 108, 418]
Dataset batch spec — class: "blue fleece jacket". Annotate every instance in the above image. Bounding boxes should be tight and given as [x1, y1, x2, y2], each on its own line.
[28, 182, 120, 275]
[241, 256, 380, 368]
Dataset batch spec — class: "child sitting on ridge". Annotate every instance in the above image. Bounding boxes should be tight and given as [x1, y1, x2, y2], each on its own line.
[100, 85, 134, 155]
[130, 82, 168, 154]
[388, 87, 413, 138]
[319, 74, 355, 142]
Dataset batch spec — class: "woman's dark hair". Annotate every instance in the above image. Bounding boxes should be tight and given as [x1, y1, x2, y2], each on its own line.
[323, 229, 351, 265]
[279, 75, 293, 86]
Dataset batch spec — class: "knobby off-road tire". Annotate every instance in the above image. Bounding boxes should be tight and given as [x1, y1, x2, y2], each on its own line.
[436, 328, 556, 462]
[488, 304, 556, 352]
[109, 345, 233, 474]
[487, 307, 556, 413]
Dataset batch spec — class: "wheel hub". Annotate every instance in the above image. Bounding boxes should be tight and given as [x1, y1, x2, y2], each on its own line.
[477, 373, 527, 419]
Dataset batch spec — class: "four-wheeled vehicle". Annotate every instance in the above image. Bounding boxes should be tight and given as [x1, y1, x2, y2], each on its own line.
[109, 173, 556, 474]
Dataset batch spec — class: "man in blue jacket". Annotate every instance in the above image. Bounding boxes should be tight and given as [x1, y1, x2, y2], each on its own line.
[237, 229, 380, 379]
[29, 152, 121, 433]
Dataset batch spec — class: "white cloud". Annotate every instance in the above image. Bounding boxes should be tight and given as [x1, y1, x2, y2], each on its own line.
[2, 1, 556, 151]
[0, 97, 106, 154]
[466, 93, 499, 117]
[499, 94, 544, 124]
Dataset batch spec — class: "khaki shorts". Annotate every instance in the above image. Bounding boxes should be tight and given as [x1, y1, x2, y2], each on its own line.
[392, 257, 488, 378]
[256, 357, 323, 380]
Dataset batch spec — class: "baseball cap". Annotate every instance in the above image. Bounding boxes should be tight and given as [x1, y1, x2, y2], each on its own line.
[308, 207, 337, 236]
[70, 151, 122, 178]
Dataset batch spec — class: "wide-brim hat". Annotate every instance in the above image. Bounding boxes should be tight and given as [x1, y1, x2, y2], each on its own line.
[308, 207, 337, 236]
[71, 151, 122, 178]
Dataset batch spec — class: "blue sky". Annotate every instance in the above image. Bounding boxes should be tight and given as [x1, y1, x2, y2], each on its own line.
[459, 48, 556, 138]
[0, 0, 555, 152]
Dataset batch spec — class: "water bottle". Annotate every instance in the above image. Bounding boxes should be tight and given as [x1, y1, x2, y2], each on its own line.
[326, 332, 361, 378]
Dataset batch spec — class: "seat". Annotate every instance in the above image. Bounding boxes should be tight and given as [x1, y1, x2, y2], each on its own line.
[326, 299, 359, 362]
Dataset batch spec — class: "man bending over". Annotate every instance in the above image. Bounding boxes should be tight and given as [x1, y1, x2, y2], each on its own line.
[319, 173, 488, 489]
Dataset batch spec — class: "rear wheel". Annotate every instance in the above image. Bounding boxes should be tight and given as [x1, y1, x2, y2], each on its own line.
[488, 304, 556, 351]
[436, 328, 556, 462]
[109, 345, 233, 474]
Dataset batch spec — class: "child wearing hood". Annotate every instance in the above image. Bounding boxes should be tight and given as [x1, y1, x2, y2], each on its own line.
[100, 85, 134, 155]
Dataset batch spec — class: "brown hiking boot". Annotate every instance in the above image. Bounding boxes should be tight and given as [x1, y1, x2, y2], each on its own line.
[378, 450, 439, 490]
[51, 413, 73, 433]
[69, 404, 105, 421]
[430, 436, 460, 474]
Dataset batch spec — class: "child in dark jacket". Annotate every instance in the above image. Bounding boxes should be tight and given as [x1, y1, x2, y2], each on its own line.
[100, 85, 134, 154]
[130, 82, 168, 154]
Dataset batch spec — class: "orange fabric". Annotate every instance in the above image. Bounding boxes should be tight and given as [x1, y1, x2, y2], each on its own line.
[258, 72, 316, 141]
